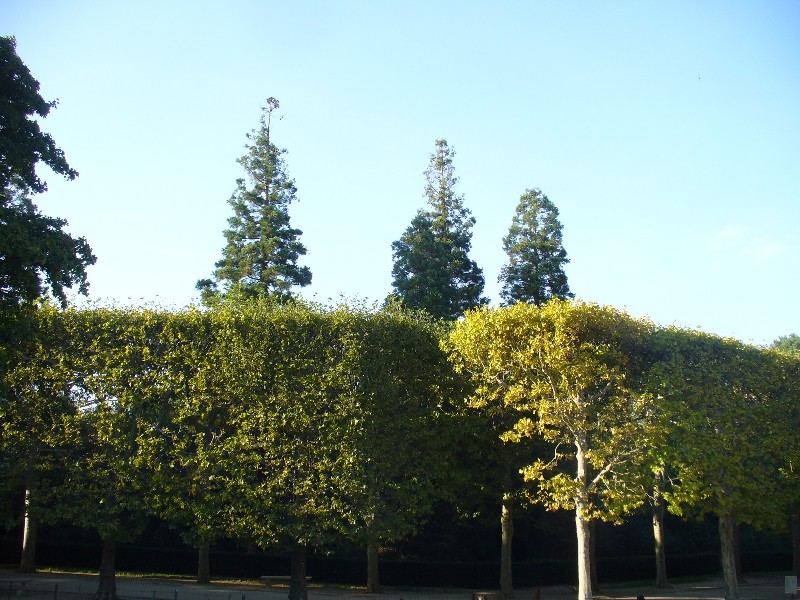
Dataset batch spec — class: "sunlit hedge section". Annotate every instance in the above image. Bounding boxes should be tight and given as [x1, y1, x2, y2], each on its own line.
[3, 298, 800, 600]
[447, 299, 800, 600]
[1, 300, 457, 599]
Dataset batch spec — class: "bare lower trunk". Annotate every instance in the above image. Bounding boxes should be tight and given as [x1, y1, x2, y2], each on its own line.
[197, 542, 211, 584]
[719, 512, 739, 600]
[576, 505, 592, 600]
[792, 515, 800, 577]
[733, 522, 742, 582]
[575, 433, 591, 600]
[589, 519, 598, 592]
[366, 541, 381, 594]
[500, 469, 514, 598]
[653, 477, 668, 588]
[94, 538, 117, 600]
[288, 543, 308, 600]
[20, 485, 37, 573]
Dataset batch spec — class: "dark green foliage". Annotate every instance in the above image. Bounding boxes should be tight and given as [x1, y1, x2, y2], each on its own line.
[0, 37, 95, 310]
[0, 36, 78, 194]
[499, 188, 572, 306]
[773, 333, 800, 355]
[390, 139, 485, 320]
[198, 98, 311, 304]
[0, 187, 95, 309]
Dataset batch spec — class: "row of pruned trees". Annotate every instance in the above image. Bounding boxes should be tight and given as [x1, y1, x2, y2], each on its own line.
[1, 298, 799, 600]
[449, 300, 800, 600]
[1, 300, 462, 600]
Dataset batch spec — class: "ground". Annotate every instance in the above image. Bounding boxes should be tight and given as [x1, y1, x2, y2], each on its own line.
[0, 570, 795, 600]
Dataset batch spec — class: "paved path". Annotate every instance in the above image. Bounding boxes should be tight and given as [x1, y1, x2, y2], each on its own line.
[0, 570, 795, 600]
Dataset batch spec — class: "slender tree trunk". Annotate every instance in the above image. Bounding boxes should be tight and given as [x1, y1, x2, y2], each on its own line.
[500, 467, 514, 598]
[20, 483, 38, 573]
[733, 522, 742, 582]
[792, 515, 800, 577]
[197, 542, 211, 584]
[288, 543, 308, 600]
[366, 541, 381, 594]
[719, 512, 739, 600]
[652, 476, 668, 588]
[94, 538, 117, 600]
[576, 504, 592, 600]
[575, 433, 592, 600]
[589, 519, 599, 593]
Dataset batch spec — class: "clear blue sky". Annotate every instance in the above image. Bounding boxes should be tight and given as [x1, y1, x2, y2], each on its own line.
[4, 1, 799, 345]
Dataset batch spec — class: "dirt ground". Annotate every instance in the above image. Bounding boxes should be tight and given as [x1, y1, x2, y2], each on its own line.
[0, 570, 796, 600]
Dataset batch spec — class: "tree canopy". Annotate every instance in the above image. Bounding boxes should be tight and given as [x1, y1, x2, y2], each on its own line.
[499, 188, 572, 306]
[448, 300, 656, 600]
[0, 36, 78, 194]
[773, 333, 800, 355]
[3, 299, 800, 597]
[0, 187, 95, 309]
[389, 139, 485, 320]
[0, 37, 95, 311]
[197, 98, 311, 304]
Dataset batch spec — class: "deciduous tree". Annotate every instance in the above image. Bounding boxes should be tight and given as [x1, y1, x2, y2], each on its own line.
[441, 309, 542, 596]
[333, 306, 459, 592]
[654, 330, 785, 600]
[220, 300, 355, 600]
[0, 36, 77, 194]
[135, 308, 236, 584]
[768, 337, 800, 576]
[0, 37, 95, 312]
[1, 187, 94, 309]
[50, 308, 170, 600]
[0, 304, 77, 572]
[773, 334, 800, 356]
[449, 300, 655, 600]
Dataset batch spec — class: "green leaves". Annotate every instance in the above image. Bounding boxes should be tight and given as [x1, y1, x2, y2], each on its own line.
[0, 36, 78, 194]
[499, 188, 572, 306]
[6, 300, 455, 563]
[390, 139, 486, 320]
[657, 329, 794, 530]
[5, 296, 797, 597]
[450, 299, 656, 517]
[198, 99, 311, 304]
[0, 39, 95, 312]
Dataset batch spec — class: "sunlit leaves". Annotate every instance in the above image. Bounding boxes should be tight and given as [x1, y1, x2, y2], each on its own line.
[448, 299, 655, 599]
[449, 299, 655, 516]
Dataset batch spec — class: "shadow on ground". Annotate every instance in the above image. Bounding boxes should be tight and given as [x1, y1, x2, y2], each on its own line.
[0, 570, 795, 600]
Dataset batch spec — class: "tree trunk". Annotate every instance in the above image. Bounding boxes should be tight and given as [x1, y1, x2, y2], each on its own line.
[366, 541, 381, 594]
[733, 522, 742, 582]
[197, 542, 211, 584]
[500, 467, 514, 598]
[576, 504, 592, 600]
[792, 515, 800, 577]
[94, 538, 117, 600]
[20, 484, 37, 573]
[589, 519, 599, 593]
[719, 512, 739, 600]
[288, 543, 308, 600]
[652, 477, 668, 588]
[575, 433, 592, 600]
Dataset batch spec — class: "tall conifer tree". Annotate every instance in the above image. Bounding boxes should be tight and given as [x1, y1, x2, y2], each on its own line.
[197, 98, 311, 304]
[499, 188, 572, 306]
[390, 139, 485, 320]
